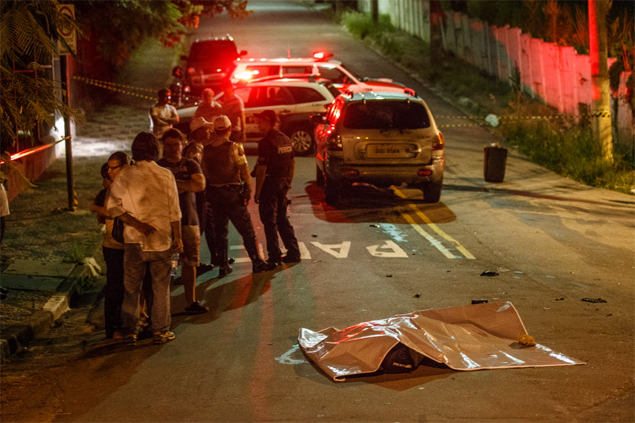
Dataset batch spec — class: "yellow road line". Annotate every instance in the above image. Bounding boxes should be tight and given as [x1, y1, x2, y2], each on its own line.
[399, 211, 457, 259]
[394, 188, 476, 260]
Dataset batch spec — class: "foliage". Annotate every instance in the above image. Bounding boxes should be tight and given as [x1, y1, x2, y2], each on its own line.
[0, 0, 79, 151]
[1, 0, 250, 154]
[501, 121, 634, 194]
[334, 10, 634, 195]
[73, 0, 251, 66]
[62, 242, 87, 264]
[339, 11, 393, 41]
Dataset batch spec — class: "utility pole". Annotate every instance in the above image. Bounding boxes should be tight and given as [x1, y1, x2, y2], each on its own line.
[371, 0, 378, 23]
[588, 0, 613, 163]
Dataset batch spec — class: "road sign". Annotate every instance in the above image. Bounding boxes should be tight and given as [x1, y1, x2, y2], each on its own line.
[57, 4, 76, 55]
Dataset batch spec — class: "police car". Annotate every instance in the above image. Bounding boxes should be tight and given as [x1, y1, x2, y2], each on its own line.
[232, 52, 407, 94]
[175, 79, 340, 156]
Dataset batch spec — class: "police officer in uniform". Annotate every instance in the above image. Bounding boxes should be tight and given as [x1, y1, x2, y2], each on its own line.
[201, 115, 274, 276]
[253, 110, 301, 266]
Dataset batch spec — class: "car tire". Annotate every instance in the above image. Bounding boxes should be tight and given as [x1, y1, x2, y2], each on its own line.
[324, 175, 342, 206]
[420, 177, 443, 203]
[289, 125, 314, 156]
[316, 164, 325, 188]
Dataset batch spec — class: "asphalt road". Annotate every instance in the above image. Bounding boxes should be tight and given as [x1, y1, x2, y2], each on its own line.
[2, 1, 634, 422]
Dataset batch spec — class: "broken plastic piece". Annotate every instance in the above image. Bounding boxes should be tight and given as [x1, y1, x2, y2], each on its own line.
[369, 224, 380, 228]
[518, 333, 536, 346]
[471, 299, 488, 304]
[581, 298, 607, 303]
[480, 270, 500, 277]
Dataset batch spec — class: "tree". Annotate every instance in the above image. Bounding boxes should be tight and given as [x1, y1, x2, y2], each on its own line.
[0, 0, 250, 155]
[0, 0, 78, 153]
[73, 0, 250, 66]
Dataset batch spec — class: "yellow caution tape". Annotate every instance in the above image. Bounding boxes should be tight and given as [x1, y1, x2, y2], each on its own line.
[72, 76, 156, 101]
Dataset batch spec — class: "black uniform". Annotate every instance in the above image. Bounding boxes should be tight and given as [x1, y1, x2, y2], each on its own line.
[257, 129, 300, 262]
[202, 140, 264, 270]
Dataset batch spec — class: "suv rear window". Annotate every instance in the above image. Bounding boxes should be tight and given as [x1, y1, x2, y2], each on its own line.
[343, 101, 430, 130]
[190, 41, 238, 63]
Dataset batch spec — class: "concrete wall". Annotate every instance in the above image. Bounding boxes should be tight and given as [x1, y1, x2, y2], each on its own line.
[355, 1, 634, 153]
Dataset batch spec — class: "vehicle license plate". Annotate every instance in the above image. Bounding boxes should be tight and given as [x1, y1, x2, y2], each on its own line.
[366, 144, 407, 158]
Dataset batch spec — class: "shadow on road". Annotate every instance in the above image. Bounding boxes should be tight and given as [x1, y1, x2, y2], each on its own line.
[301, 181, 458, 224]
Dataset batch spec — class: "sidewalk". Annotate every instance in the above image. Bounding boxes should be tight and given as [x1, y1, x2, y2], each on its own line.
[0, 104, 152, 361]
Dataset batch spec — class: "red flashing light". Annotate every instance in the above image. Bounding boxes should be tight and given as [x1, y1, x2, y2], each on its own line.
[313, 51, 333, 61]
[417, 169, 433, 177]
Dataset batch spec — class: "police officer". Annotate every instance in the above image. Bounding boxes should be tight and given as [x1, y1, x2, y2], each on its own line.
[201, 115, 274, 276]
[253, 110, 301, 266]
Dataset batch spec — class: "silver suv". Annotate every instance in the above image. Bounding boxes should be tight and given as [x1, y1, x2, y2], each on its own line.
[313, 90, 445, 205]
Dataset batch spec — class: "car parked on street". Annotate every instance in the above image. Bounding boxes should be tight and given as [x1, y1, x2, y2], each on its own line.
[175, 79, 340, 155]
[232, 52, 408, 94]
[172, 35, 248, 100]
[313, 90, 445, 205]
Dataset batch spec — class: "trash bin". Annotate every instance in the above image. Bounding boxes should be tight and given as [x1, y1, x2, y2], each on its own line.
[484, 144, 507, 183]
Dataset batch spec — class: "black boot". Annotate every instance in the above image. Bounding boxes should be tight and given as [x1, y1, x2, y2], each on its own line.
[245, 237, 275, 273]
[217, 239, 232, 277]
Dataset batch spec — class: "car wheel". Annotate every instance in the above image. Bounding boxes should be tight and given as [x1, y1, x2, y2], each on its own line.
[316, 164, 325, 188]
[289, 126, 314, 156]
[324, 175, 341, 206]
[420, 177, 443, 203]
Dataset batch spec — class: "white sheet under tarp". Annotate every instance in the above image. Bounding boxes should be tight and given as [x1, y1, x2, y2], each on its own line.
[298, 302, 584, 381]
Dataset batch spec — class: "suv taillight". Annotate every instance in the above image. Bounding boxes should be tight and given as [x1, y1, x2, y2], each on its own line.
[432, 132, 445, 150]
[327, 133, 342, 151]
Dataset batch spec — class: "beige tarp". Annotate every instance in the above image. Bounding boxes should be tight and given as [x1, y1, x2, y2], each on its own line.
[298, 302, 584, 381]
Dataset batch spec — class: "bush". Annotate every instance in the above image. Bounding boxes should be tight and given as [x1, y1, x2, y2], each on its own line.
[334, 9, 634, 195]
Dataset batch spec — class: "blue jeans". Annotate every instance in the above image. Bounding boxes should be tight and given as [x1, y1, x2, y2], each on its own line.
[121, 244, 172, 335]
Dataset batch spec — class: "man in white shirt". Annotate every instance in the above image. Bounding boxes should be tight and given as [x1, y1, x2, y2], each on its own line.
[107, 132, 183, 346]
[150, 88, 180, 138]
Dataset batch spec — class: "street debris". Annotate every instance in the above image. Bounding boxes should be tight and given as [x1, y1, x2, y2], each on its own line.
[518, 333, 536, 346]
[369, 224, 380, 228]
[556, 298, 565, 301]
[581, 297, 607, 303]
[471, 299, 488, 304]
[311, 234, 318, 238]
[480, 270, 499, 277]
[386, 274, 393, 278]
[413, 294, 421, 298]
[298, 302, 585, 382]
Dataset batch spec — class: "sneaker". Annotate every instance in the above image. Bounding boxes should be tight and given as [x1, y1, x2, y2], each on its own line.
[185, 301, 209, 315]
[282, 254, 301, 263]
[252, 260, 277, 273]
[124, 334, 137, 347]
[153, 331, 176, 344]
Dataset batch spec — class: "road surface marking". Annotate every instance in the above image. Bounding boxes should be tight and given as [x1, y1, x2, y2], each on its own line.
[298, 242, 312, 259]
[275, 344, 307, 365]
[230, 244, 266, 263]
[310, 241, 351, 258]
[394, 188, 476, 260]
[367, 240, 409, 258]
[399, 212, 457, 259]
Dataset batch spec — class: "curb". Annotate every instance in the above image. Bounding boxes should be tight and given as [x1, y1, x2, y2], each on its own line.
[0, 264, 87, 362]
